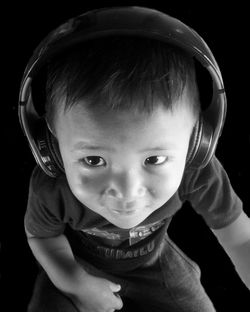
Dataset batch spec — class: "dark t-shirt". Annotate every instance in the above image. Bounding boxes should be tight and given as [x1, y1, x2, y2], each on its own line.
[24, 155, 242, 264]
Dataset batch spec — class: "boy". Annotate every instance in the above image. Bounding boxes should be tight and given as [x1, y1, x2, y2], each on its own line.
[22, 7, 250, 312]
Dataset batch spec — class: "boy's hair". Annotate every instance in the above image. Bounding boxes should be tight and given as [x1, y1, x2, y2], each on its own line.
[45, 36, 200, 132]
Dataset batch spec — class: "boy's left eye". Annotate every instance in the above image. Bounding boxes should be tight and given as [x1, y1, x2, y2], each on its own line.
[81, 156, 106, 167]
[144, 156, 168, 166]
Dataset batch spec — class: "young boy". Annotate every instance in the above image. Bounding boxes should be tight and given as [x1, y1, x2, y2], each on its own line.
[23, 8, 250, 312]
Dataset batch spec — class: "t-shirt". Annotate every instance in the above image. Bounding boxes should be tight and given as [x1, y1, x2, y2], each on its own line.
[24, 155, 242, 270]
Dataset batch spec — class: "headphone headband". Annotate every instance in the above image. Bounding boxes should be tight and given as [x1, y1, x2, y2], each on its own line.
[19, 6, 227, 177]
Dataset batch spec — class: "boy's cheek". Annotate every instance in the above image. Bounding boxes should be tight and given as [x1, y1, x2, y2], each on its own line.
[66, 169, 108, 199]
[155, 168, 185, 201]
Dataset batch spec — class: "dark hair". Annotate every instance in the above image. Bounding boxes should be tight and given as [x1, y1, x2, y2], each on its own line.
[45, 36, 200, 131]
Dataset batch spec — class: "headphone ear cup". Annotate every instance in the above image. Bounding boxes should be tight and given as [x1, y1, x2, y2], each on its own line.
[45, 127, 64, 173]
[186, 118, 202, 167]
[186, 117, 213, 169]
[35, 118, 64, 177]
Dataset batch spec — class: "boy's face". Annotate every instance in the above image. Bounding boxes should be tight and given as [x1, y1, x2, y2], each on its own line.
[55, 96, 196, 229]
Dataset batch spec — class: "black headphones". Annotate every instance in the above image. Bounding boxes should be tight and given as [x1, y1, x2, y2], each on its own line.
[18, 6, 226, 177]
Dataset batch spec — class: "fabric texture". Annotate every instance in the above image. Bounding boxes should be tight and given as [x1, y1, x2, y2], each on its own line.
[27, 234, 217, 312]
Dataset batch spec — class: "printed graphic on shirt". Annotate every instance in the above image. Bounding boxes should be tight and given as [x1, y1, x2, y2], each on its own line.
[81, 220, 165, 246]
[96, 240, 155, 259]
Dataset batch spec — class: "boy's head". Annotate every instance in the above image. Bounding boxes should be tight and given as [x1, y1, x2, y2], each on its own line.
[45, 36, 200, 133]
[45, 36, 200, 228]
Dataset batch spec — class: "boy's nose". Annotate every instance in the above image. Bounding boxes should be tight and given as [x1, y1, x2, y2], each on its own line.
[105, 171, 147, 200]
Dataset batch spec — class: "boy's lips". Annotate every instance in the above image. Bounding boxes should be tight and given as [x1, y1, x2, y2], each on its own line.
[116, 199, 139, 208]
[100, 195, 153, 218]
[111, 207, 139, 216]
[104, 199, 144, 216]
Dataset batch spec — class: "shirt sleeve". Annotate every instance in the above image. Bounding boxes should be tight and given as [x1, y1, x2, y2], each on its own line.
[24, 166, 66, 238]
[180, 156, 243, 229]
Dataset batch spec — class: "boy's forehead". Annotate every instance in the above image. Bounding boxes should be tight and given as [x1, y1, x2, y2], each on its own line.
[56, 97, 196, 147]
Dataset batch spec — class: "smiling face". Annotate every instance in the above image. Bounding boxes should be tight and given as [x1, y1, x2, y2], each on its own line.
[55, 94, 196, 229]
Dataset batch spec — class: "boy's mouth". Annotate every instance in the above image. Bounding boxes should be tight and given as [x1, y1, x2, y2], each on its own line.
[112, 207, 139, 216]
[100, 196, 152, 219]
[106, 199, 142, 216]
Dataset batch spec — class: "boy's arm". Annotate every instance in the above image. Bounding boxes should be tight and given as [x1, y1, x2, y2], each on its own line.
[26, 229, 123, 311]
[211, 210, 250, 290]
[26, 230, 88, 294]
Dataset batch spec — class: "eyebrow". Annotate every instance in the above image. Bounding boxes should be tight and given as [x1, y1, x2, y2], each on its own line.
[72, 142, 175, 153]
[72, 142, 115, 152]
[140, 146, 174, 152]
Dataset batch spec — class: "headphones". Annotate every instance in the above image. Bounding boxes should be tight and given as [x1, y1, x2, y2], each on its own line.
[18, 6, 226, 177]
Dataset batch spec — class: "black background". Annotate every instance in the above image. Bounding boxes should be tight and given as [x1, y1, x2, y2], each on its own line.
[3, 1, 250, 311]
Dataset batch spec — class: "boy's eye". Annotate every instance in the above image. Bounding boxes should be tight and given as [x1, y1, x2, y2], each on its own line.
[144, 156, 168, 166]
[82, 156, 106, 167]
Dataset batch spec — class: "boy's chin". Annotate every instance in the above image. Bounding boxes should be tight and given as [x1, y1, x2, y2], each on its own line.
[111, 221, 141, 230]
[107, 215, 144, 229]
[103, 204, 157, 229]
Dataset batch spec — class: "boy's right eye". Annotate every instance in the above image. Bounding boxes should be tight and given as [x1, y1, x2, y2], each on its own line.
[81, 156, 106, 167]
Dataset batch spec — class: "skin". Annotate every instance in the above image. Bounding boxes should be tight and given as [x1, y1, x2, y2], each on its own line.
[55, 92, 196, 230]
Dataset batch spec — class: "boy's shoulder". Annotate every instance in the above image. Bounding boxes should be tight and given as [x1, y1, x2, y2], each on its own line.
[181, 155, 226, 194]
[29, 165, 69, 199]
[180, 155, 242, 229]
